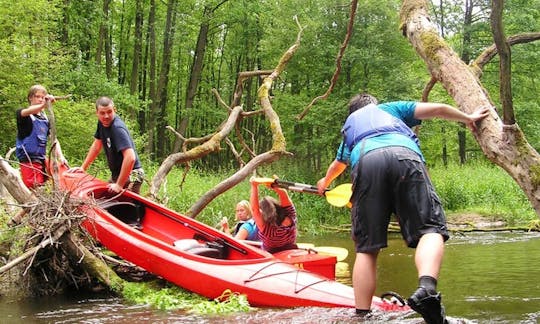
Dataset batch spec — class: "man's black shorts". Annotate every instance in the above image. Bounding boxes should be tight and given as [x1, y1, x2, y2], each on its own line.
[350, 146, 449, 253]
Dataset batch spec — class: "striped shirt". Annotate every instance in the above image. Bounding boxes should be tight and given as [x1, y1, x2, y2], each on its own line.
[259, 205, 297, 253]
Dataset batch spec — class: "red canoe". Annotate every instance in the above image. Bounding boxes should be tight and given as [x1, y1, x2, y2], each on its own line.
[53, 163, 408, 311]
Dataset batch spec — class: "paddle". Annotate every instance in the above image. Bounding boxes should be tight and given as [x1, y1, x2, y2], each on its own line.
[243, 241, 349, 261]
[297, 243, 349, 262]
[254, 178, 352, 207]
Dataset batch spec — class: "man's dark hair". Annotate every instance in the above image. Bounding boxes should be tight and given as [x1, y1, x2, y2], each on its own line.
[348, 93, 378, 115]
[95, 96, 114, 110]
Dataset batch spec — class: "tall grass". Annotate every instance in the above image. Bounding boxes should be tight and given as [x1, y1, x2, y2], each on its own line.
[114, 161, 539, 234]
[429, 162, 537, 225]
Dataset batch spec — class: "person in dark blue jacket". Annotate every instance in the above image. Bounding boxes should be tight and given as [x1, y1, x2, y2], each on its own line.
[317, 93, 490, 323]
[16, 85, 56, 189]
[69, 96, 144, 194]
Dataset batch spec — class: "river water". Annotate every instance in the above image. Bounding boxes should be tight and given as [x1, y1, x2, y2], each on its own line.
[1, 231, 539, 323]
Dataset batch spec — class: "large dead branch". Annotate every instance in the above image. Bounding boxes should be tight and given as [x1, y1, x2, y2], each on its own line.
[149, 105, 244, 198]
[60, 232, 125, 293]
[400, 0, 540, 216]
[151, 20, 303, 218]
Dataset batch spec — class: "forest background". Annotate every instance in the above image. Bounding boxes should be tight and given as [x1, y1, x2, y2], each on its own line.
[1, 0, 539, 232]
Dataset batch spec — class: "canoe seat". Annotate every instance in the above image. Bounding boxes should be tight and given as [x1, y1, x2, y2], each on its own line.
[173, 239, 226, 259]
[98, 200, 145, 230]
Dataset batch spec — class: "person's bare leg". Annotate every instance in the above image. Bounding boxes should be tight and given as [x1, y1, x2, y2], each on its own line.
[415, 233, 444, 278]
[408, 233, 447, 324]
[352, 251, 378, 310]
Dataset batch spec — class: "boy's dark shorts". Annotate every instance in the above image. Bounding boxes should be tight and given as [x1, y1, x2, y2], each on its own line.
[350, 146, 449, 253]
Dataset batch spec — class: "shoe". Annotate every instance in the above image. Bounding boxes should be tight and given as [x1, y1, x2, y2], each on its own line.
[354, 309, 372, 319]
[407, 287, 448, 324]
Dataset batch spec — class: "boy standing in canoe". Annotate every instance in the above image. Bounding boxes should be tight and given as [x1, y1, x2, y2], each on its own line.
[15, 85, 56, 189]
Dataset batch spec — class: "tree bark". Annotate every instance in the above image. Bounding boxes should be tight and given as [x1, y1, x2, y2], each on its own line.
[400, 0, 540, 216]
[490, 0, 515, 125]
[145, 0, 157, 154]
[129, 0, 144, 121]
[155, 0, 178, 159]
[61, 232, 126, 293]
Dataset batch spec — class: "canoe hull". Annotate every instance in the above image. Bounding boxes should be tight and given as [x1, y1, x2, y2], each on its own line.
[56, 167, 407, 311]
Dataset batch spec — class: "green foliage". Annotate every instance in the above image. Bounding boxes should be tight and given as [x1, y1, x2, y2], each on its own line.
[191, 289, 253, 315]
[430, 162, 537, 224]
[122, 281, 205, 311]
[122, 282, 252, 314]
[1, 0, 540, 224]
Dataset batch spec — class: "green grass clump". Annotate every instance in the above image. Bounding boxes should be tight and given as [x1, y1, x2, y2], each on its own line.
[122, 281, 205, 310]
[122, 281, 252, 314]
[430, 162, 537, 224]
[191, 289, 253, 314]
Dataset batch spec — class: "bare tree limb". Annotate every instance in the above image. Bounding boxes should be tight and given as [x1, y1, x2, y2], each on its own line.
[150, 106, 244, 198]
[471, 32, 540, 72]
[297, 0, 358, 120]
[490, 0, 515, 125]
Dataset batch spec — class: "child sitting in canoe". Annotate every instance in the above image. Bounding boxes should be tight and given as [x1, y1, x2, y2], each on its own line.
[250, 177, 298, 253]
[219, 200, 259, 242]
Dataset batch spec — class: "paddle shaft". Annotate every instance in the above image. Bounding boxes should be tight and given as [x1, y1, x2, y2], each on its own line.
[272, 179, 324, 195]
[269, 179, 352, 207]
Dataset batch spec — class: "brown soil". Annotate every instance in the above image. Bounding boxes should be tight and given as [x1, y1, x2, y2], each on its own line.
[446, 212, 507, 231]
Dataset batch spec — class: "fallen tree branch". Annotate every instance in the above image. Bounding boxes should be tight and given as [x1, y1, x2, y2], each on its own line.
[0, 224, 69, 275]
[61, 232, 126, 293]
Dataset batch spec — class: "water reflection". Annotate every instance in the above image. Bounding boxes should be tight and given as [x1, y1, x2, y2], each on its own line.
[1, 231, 539, 323]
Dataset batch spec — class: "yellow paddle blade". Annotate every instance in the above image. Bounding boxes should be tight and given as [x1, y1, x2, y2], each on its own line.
[335, 261, 351, 278]
[324, 183, 352, 207]
[297, 242, 315, 249]
[313, 246, 349, 262]
[252, 177, 276, 185]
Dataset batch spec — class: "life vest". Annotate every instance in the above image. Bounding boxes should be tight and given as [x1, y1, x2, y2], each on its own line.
[233, 219, 259, 241]
[16, 113, 49, 161]
[341, 104, 419, 151]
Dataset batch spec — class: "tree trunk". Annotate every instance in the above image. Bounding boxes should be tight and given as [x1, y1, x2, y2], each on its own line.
[490, 0, 515, 125]
[174, 8, 210, 153]
[61, 232, 126, 293]
[130, 0, 144, 121]
[400, 0, 540, 216]
[457, 0, 474, 164]
[96, 0, 111, 76]
[145, 0, 157, 155]
[155, 0, 178, 159]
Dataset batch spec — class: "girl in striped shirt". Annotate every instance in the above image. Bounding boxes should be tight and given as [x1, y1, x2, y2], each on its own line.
[250, 177, 298, 253]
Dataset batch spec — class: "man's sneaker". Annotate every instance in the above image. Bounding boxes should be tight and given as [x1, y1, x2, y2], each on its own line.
[407, 287, 448, 324]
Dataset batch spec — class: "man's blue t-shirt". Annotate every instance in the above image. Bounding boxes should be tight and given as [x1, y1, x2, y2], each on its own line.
[336, 101, 424, 167]
[95, 116, 141, 179]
